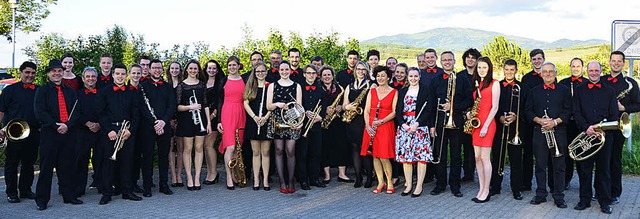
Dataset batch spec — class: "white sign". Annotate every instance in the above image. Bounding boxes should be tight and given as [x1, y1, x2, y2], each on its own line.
[612, 20, 640, 58]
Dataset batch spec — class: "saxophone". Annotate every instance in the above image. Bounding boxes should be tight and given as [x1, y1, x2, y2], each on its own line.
[617, 77, 633, 100]
[321, 84, 344, 129]
[342, 83, 369, 123]
[464, 81, 482, 134]
[227, 128, 246, 187]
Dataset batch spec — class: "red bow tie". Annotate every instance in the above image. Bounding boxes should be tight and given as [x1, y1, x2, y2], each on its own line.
[532, 71, 542, 77]
[264, 82, 271, 88]
[571, 76, 582, 83]
[306, 85, 317, 91]
[443, 73, 450, 80]
[129, 85, 138, 90]
[140, 75, 151, 82]
[502, 81, 514, 87]
[291, 69, 299, 75]
[152, 80, 164, 85]
[394, 81, 405, 87]
[85, 88, 97, 94]
[588, 83, 602, 89]
[607, 76, 618, 83]
[100, 75, 111, 81]
[427, 68, 437, 73]
[543, 83, 555, 90]
[113, 86, 125, 91]
[271, 68, 278, 73]
[347, 69, 353, 74]
[23, 84, 35, 90]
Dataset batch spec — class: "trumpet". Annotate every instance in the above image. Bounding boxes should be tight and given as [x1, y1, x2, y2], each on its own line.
[444, 73, 457, 129]
[321, 84, 344, 129]
[110, 120, 131, 161]
[569, 113, 631, 161]
[228, 128, 246, 187]
[190, 90, 206, 132]
[302, 100, 322, 138]
[541, 110, 561, 158]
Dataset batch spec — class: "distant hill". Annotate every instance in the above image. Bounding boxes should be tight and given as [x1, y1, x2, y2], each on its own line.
[362, 27, 608, 51]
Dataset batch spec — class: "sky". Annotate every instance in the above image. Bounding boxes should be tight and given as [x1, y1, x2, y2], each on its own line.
[1, 0, 639, 68]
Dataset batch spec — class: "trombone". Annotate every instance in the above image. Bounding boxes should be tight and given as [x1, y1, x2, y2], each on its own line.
[497, 83, 522, 176]
[444, 73, 457, 129]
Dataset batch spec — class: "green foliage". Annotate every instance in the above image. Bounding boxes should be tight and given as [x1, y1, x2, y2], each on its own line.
[482, 36, 531, 73]
[622, 121, 640, 175]
[0, 0, 57, 41]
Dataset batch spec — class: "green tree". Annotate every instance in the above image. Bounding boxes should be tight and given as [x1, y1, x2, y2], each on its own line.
[0, 0, 57, 41]
[482, 36, 531, 78]
[582, 44, 613, 74]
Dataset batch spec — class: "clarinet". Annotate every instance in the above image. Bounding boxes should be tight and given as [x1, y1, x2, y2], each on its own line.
[140, 86, 158, 122]
[366, 101, 381, 154]
[257, 84, 266, 135]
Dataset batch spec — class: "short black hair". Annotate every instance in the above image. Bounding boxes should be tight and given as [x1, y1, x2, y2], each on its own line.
[347, 50, 359, 57]
[19, 61, 37, 71]
[150, 59, 163, 66]
[570, 57, 583, 66]
[372, 65, 392, 79]
[610, 51, 626, 61]
[250, 51, 263, 59]
[288, 48, 300, 56]
[504, 59, 518, 69]
[311, 56, 324, 64]
[366, 50, 380, 60]
[462, 48, 481, 61]
[114, 63, 127, 71]
[139, 55, 151, 62]
[530, 49, 545, 59]
[101, 53, 112, 59]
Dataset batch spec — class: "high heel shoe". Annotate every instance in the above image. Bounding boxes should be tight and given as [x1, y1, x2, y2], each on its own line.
[373, 182, 386, 194]
[279, 183, 288, 194]
[474, 195, 491, 203]
[386, 187, 395, 194]
[187, 186, 194, 191]
[204, 173, 219, 185]
[288, 184, 296, 194]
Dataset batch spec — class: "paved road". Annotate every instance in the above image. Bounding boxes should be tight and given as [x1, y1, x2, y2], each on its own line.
[1, 167, 639, 218]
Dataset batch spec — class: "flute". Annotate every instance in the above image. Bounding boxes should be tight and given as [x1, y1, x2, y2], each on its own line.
[257, 84, 266, 135]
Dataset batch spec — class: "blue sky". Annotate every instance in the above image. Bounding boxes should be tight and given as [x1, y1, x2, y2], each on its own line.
[1, 0, 638, 67]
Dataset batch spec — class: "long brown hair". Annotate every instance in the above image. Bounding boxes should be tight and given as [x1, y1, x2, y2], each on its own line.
[243, 62, 268, 101]
[473, 56, 494, 91]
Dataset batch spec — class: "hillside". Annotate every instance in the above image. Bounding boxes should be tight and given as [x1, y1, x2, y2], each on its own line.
[362, 27, 608, 51]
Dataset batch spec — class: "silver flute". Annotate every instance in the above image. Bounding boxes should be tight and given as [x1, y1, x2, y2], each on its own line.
[257, 85, 266, 135]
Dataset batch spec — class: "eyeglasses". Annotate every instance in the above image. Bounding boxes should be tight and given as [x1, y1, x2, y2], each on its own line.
[151, 67, 163, 70]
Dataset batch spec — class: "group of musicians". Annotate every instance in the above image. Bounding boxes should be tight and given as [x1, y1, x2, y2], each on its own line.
[1, 48, 637, 215]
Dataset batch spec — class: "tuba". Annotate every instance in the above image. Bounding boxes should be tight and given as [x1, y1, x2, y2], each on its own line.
[464, 80, 481, 134]
[569, 113, 631, 161]
[228, 128, 247, 187]
[0, 119, 31, 148]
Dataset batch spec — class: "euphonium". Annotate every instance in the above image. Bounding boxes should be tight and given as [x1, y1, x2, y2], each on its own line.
[0, 119, 30, 148]
[464, 80, 482, 134]
[228, 128, 247, 187]
[321, 85, 344, 129]
[190, 90, 206, 132]
[569, 112, 631, 161]
[541, 110, 562, 158]
[110, 120, 131, 161]
[342, 85, 369, 123]
[444, 73, 457, 129]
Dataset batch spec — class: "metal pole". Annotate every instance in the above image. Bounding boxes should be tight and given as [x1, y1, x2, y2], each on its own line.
[12, 7, 16, 69]
[628, 59, 634, 152]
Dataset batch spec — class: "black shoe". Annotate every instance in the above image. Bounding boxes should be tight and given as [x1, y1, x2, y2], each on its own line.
[310, 180, 326, 188]
[20, 191, 36, 199]
[176, 183, 184, 187]
[474, 195, 491, 203]
[600, 205, 612, 214]
[88, 182, 97, 189]
[300, 182, 311, 190]
[401, 191, 410, 196]
[7, 195, 20, 203]
[112, 189, 121, 197]
[63, 198, 83, 205]
[337, 177, 355, 183]
[354, 177, 363, 188]
[411, 191, 422, 198]
[171, 183, 179, 187]
[513, 192, 523, 200]
[322, 179, 331, 184]
[143, 190, 152, 197]
[36, 203, 47, 210]
[99, 195, 111, 205]
[263, 186, 270, 191]
[151, 183, 156, 188]
[530, 196, 546, 205]
[554, 200, 567, 208]
[159, 186, 174, 195]
[364, 178, 373, 188]
[122, 193, 142, 201]
[194, 186, 201, 190]
[430, 188, 445, 196]
[133, 184, 143, 193]
[227, 185, 235, 190]
[489, 190, 501, 196]
[574, 202, 591, 210]
[564, 183, 570, 190]
[424, 177, 434, 184]
[610, 197, 620, 205]
[452, 190, 463, 197]
[253, 186, 260, 190]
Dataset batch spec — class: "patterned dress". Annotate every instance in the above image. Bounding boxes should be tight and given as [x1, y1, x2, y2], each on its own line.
[267, 81, 301, 140]
[395, 94, 432, 163]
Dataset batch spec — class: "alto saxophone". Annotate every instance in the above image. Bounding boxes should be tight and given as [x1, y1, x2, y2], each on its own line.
[227, 128, 246, 187]
[464, 81, 482, 135]
[342, 84, 369, 123]
[617, 77, 633, 100]
[321, 84, 344, 129]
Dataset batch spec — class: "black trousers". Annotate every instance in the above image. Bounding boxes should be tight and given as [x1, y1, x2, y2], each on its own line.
[577, 131, 612, 206]
[522, 123, 534, 189]
[533, 128, 566, 201]
[489, 126, 523, 193]
[74, 128, 99, 195]
[610, 130, 625, 198]
[564, 120, 579, 185]
[100, 131, 135, 195]
[296, 127, 322, 183]
[4, 129, 39, 197]
[35, 128, 77, 206]
[461, 132, 475, 178]
[433, 127, 462, 192]
[138, 125, 171, 189]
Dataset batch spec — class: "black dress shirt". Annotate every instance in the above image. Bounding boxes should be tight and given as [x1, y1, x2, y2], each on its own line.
[495, 80, 529, 136]
[95, 85, 140, 133]
[266, 67, 280, 83]
[572, 82, 618, 131]
[336, 68, 355, 89]
[524, 82, 571, 129]
[427, 72, 473, 128]
[601, 73, 640, 114]
[34, 82, 79, 129]
[420, 66, 443, 90]
[76, 87, 99, 130]
[521, 70, 544, 92]
[0, 82, 39, 128]
[301, 80, 327, 129]
[140, 79, 177, 128]
[96, 73, 113, 89]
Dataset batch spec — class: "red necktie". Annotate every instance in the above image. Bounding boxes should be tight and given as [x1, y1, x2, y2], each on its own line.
[129, 85, 138, 90]
[427, 68, 436, 73]
[306, 85, 316, 91]
[543, 83, 555, 90]
[588, 83, 602, 89]
[394, 81, 405, 87]
[502, 81, 514, 87]
[443, 73, 449, 80]
[23, 84, 35, 90]
[608, 76, 618, 83]
[271, 68, 278, 73]
[84, 88, 97, 94]
[571, 76, 582, 83]
[101, 75, 111, 81]
[55, 85, 69, 123]
[347, 69, 353, 74]
[291, 69, 299, 75]
[113, 86, 125, 91]
[152, 80, 164, 86]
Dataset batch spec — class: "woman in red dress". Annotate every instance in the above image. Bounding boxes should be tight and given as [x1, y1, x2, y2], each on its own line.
[470, 57, 500, 203]
[60, 53, 82, 91]
[361, 66, 398, 194]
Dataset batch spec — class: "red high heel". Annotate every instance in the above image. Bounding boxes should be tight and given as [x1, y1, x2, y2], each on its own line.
[288, 184, 296, 194]
[279, 183, 288, 194]
[373, 182, 386, 194]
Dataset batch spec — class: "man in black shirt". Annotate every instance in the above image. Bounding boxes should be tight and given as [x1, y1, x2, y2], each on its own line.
[458, 48, 481, 182]
[96, 53, 113, 89]
[34, 59, 82, 210]
[521, 49, 545, 191]
[0, 61, 40, 204]
[74, 67, 101, 197]
[573, 61, 618, 214]
[335, 50, 359, 88]
[525, 62, 570, 209]
[420, 49, 443, 90]
[266, 50, 282, 83]
[288, 48, 305, 85]
[243, 51, 263, 81]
